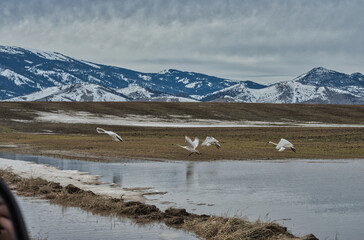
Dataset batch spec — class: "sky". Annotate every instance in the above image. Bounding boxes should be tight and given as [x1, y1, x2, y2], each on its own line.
[1, 0, 363, 84]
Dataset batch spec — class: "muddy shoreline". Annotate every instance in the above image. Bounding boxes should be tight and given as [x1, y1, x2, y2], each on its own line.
[0, 169, 317, 240]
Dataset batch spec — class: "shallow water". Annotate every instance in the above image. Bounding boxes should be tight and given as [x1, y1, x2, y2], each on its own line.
[2, 152, 364, 240]
[15, 196, 198, 240]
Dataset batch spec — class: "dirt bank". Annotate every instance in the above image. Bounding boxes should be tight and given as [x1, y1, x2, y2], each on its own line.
[0, 169, 317, 240]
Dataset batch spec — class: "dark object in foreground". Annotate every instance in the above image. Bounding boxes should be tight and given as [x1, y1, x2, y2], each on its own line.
[0, 179, 29, 240]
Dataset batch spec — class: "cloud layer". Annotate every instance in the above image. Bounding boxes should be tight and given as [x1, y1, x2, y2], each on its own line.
[1, 0, 363, 83]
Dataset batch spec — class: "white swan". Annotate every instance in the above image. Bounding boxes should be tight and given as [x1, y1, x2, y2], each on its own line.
[96, 128, 123, 142]
[268, 138, 296, 152]
[201, 136, 221, 149]
[173, 136, 201, 156]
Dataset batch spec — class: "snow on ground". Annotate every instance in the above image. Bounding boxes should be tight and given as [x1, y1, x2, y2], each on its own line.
[0, 158, 165, 202]
[33, 110, 364, 128]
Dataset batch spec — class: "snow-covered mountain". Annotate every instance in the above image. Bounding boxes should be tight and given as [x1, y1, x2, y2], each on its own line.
[203, 67, 364, 104]
[204, 80, 364, 104]
[0, 45, 236, 101]
[5, 83, 130, 102]
[1, 45, 364, 104]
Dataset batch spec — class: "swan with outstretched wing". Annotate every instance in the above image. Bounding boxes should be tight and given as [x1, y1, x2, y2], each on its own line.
[173, 136, 201, 156]
[268, 138, 296, 152]
[96, 127, 123, 142]
[202, 136, 221, 149]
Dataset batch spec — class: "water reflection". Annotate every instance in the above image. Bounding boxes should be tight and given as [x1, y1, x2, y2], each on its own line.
[15, 196, 198, 240]
[186, 162, 194, 188]
[112, 171, 122, 185]
[1, 152, 364, 240]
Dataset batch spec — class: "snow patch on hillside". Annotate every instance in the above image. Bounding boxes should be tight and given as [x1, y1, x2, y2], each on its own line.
[185, 82, 200, 89]
[24, 48, 71, 62]
[0, 46, 24, 55]
[5, 83, 128, 102]
[138, 74, 152, 81]
[178, 78, 189, 84]
[118, 84, 152, 99]
[0, 69, 33, 86]
[78, 60, 101, 69]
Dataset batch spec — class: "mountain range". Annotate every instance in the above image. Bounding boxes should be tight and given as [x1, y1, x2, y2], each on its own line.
[1, 45, 364, 104]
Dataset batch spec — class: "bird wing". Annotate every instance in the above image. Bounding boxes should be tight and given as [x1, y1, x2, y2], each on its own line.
[202, 136, 212, 146]
[210, 137, 219, 144]
[185, 136, 194, 149]
[278, 147, 286, 152]
[112, 134, 123, 142]
[192, 137, 199, 149]
[277, 138, 293, 149]
[202, 136, 218, 146]
[107, 131, 123, 142]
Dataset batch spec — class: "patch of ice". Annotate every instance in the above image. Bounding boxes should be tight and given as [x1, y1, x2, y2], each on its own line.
[33, 110, 364, 128]
[0, 158, 165, 202]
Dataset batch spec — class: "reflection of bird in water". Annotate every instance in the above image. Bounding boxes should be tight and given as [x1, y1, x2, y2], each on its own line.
[268, 138, 296, 152]
[186, 162, 194, 184]
[96, 128, 123, 142]
[202, 136, 221, 149]
[112, 171, 121, 185]
[173, 136, 201, 156]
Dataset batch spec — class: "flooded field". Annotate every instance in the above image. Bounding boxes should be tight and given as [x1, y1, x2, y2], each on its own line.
[16, 196, 198, 240]
[2, 152, 364, 240]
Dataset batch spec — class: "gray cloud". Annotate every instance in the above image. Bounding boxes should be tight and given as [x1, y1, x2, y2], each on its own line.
[1, 0, 364, 83]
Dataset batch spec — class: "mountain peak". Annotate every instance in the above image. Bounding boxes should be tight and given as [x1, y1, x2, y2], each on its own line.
[308, 67, 335, 75]
[294, 67, 364, 89]
[158, 69, 182, 75]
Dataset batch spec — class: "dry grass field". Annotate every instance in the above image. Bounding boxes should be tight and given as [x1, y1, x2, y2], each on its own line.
[0, 102, 364, 161]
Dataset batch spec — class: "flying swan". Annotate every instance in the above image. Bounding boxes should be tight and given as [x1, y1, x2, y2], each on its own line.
[201, 136, 221, 149]
[96, 127, 123, 142]
[173, 136, 201, 156]
[268, 138, 296, 152]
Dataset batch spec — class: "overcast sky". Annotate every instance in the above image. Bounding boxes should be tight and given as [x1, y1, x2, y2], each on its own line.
[1, 0, 363, 84]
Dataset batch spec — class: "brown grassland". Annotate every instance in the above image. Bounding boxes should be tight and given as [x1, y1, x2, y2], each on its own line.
[0, 102, 363, 161]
